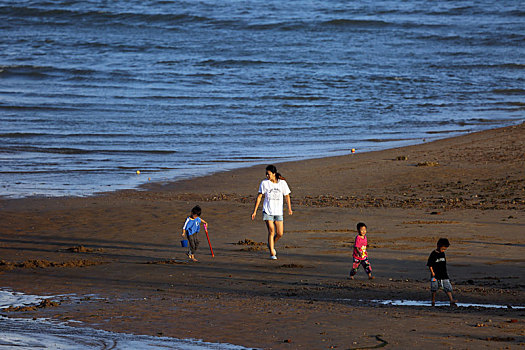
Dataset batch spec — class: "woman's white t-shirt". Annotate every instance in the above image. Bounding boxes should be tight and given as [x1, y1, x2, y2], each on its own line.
[258, 179, 291, 216]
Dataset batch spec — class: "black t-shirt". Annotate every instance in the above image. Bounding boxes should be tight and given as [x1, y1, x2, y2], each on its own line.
[427, 250, 449, 279]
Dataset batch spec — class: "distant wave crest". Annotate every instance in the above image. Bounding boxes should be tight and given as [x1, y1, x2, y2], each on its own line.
[0, 146, 177, 155]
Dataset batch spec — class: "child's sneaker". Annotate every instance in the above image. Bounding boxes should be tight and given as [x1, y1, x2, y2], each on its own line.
[270, 255, 277, 260]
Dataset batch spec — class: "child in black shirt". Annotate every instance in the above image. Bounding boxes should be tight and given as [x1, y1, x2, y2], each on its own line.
[427, 238, 457, 307]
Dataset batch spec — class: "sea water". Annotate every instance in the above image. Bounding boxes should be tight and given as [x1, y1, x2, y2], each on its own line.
[371, 299, 525, 309]
[334, 297, 525, 309]
[0, 289, 254, 349]
[1, 0, 523, 197]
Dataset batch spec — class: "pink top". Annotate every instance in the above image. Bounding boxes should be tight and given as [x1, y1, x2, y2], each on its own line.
[352, 235, 368, 260]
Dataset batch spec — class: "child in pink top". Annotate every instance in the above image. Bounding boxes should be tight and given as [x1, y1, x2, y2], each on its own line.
[349, 222, 374, 280]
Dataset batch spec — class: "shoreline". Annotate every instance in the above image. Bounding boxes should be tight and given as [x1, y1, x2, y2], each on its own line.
[1, 122, 524, 349]
[2, 121, 522, 201]
[136, 121, 525, 211]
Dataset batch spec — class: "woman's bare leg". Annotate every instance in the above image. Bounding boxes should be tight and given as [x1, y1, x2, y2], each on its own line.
[265, 220, 277, 256]
[274, 220, 284, 246]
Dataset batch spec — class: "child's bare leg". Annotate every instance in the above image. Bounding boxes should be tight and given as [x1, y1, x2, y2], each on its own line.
[349, 259, 359, 279]
[446, 291, 457, 306]
[364, 260, 374, 279]
[265, 220, 277, 256]
[188, 236, 197, 260]
[188, 251, 197, 261]
[431, 292, 436, 306]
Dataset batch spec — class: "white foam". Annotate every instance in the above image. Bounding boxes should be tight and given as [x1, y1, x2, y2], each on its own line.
[0, 289, 53, 309]
[0, 289, 255, 349]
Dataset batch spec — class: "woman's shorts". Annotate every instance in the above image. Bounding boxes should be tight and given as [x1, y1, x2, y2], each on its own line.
[263, 212, 283, 222]
[431, 278, 453, 293]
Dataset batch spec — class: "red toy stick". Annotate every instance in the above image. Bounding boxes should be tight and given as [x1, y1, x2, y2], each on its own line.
[204, 223, 214, 257]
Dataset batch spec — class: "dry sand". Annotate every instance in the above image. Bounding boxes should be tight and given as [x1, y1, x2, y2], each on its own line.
[1, 123, 524, 349]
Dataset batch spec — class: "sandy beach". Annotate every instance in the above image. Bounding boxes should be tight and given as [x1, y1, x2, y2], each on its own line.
[1, 123, 524, 349]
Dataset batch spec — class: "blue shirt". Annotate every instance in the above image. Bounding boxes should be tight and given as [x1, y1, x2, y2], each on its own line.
[183, 216, 201, 236]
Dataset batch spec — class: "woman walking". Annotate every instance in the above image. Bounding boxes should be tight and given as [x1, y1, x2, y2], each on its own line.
[251, 165, 293, 259]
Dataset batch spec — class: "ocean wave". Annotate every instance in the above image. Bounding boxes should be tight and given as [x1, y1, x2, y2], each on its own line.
[0, 104, 81, 112]
[0, 5, 212, 27]
[320, 18, 448, 30]
[427, 6, 479, 16]
[207, 157, 269, 163]
[429, 6, 524, 17]
[363, 138, 413, 143]
[0, 132, 44, 138]
[321, 18, 394, 28]
[0, 169, 114, 174]
[245, 21, 307, 31]
[0, 64, 98, 79]
[261, 95, 328, 101]
[503, 9, 525, 16]
[425, 129, 466, 135]
[197, 59, 275, 68]
[416, 102, 456, 108]
[0, 132, 157, 139]
[389, 118, 515, 129]
[415, 33, 524, 46]
[0, 146, 177, 155]
[457, 118, 518, 126]
[428, 62, 524, 70]
[491, 88, 525, 96]
[493, 101, 525, 107]
[281, 104, 331, 108]
[0, 65, 50, 79]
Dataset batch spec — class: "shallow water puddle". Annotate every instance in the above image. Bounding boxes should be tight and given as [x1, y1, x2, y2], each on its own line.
[335, 297, 524, 309]
[0, 289, 52, 309]
[0, 317, 253, 350]
[371, 299, 525, 309]
[0, 289, 254, 350]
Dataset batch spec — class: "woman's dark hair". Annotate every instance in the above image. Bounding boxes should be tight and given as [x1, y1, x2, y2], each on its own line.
[356, 222, 367, 231]
[191, 205, 202, 216]
[437, 238, 450, 248]
[266, 164, 285, 180]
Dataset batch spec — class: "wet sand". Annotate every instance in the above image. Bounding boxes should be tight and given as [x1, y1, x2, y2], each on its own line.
[1, 123, 524, 349]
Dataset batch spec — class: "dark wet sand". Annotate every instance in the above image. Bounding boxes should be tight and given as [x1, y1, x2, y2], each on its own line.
[1, 123, 524, 349]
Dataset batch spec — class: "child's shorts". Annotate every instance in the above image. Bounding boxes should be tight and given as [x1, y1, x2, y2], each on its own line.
[430, 278, 453, 293]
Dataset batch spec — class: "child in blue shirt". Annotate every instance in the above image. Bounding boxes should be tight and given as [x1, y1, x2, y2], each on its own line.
[182, 205, 207, 262]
